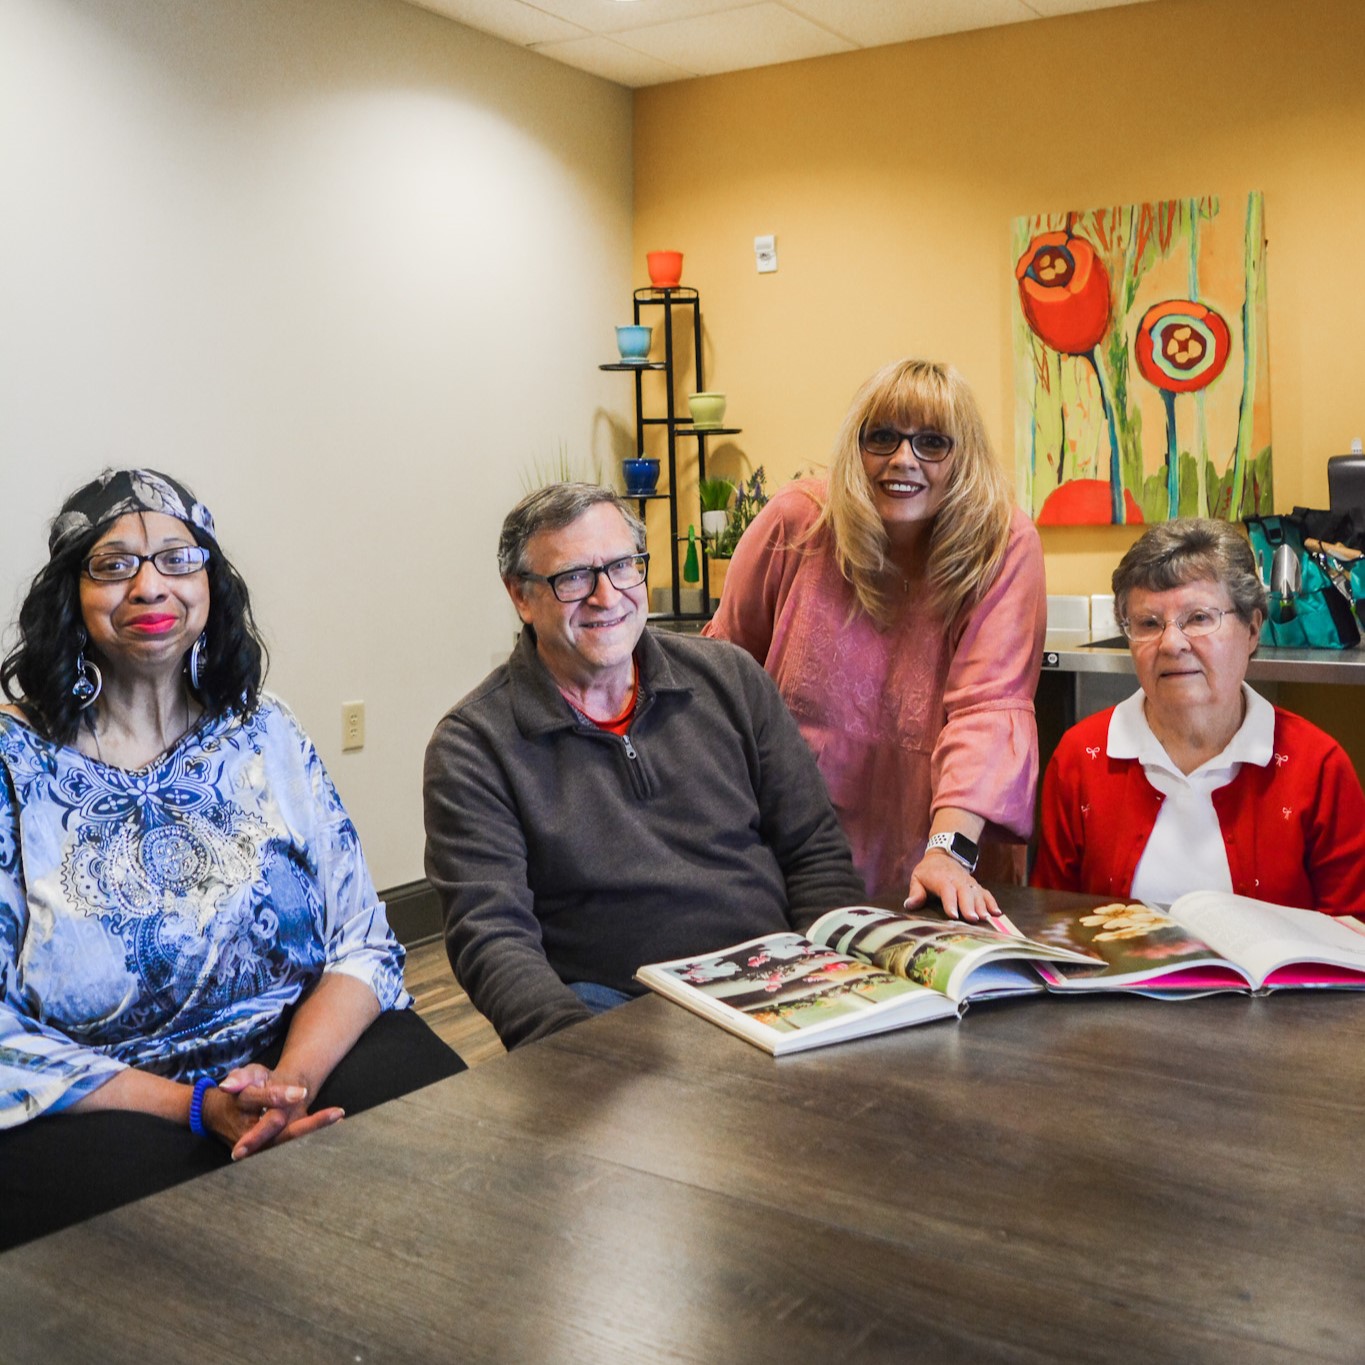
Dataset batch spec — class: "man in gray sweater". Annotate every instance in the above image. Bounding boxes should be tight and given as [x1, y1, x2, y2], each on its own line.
[423, 483, 865, 1049]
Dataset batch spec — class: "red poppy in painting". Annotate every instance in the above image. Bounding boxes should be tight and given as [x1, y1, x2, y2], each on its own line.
[1134, 300, 1232, 393]
[1015, 232, 1112, 354]
[1037, 479, 1143, 526]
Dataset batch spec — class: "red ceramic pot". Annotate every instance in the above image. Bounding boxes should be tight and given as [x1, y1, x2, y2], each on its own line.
[646, 251, 683, 288]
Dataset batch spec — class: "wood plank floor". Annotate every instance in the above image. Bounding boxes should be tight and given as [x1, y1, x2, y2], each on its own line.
[404, 936, 505, 1068]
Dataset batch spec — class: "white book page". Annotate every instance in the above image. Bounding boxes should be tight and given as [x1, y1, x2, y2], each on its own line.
[1170, 892, 1365, 987]
[635, 932, 956, 1055]
[806, 906, 1097, 1002]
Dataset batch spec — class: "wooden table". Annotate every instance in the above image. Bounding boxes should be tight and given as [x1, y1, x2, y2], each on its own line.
[4, 887, 1363, 1362]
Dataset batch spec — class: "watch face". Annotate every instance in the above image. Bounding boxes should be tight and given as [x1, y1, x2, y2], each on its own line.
[930, 832, 978, 871]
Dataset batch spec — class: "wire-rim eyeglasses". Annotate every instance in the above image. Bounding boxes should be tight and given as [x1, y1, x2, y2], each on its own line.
[1120, 605, 1232, 643]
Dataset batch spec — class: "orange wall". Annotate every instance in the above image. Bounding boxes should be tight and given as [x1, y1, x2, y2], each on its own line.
[633, 0, 1365, 765]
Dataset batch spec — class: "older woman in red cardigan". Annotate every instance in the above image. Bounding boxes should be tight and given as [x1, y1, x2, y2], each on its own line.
[1033, 518, 1365, 913]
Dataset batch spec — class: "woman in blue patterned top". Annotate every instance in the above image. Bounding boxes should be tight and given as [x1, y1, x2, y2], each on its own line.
[0, 470, 463, 1247]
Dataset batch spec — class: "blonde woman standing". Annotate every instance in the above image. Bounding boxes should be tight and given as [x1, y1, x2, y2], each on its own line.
[706, 359, 1046, 920]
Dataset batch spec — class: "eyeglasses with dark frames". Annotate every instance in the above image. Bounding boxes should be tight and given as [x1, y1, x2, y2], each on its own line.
[520, 552, 649, 603]
[1120, 605, 1230, 643]
[859, 427, 955, 462]
[83, 546, 211, 583]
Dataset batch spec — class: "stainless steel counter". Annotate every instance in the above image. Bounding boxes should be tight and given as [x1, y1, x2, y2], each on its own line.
[1042, 633, 1365, 685]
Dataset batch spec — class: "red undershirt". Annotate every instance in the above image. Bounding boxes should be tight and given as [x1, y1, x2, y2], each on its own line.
[562, 665, 638, 736]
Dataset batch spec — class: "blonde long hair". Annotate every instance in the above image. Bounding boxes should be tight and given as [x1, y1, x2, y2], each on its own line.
[814, 358, 1014, 625]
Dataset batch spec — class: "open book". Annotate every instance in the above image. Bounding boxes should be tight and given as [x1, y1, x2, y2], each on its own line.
[634, 905, 1099, 1056]
[1019, 892, 1365, 996]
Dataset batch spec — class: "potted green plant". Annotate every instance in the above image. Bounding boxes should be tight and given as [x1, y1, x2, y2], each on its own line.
[709, 467, 769, 559]
[698, 476, 736, 541]
[519, 440, 605, 494]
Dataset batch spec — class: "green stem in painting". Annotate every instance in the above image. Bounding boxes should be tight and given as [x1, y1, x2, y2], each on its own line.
[1188, 199, 1210, 514]
[1084, 347, 1125, 524]
[1163, 388, 1180, 517]
[1229, 192, 1263, 519]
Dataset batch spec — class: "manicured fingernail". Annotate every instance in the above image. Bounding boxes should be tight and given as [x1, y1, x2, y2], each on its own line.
[284, 1086, 306, 1102]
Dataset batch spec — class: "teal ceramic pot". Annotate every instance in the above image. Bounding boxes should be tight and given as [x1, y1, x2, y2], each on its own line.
[622, 458, 660, 496]
[616, 325, 651, 361]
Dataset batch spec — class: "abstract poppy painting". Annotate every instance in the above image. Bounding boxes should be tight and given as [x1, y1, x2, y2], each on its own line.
[1013, 193, 1271, 525]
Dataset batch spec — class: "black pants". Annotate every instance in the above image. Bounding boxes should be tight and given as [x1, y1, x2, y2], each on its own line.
[0, 1008, 464, 1252]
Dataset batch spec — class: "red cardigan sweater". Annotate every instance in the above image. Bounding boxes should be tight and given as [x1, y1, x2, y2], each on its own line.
[1031, 705, 1365, 914]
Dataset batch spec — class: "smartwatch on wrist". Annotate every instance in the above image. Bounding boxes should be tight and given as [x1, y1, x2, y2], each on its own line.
[925, 831, 979, 873]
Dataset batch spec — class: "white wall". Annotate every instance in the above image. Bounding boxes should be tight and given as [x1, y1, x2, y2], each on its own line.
[0, 0, 634, 888]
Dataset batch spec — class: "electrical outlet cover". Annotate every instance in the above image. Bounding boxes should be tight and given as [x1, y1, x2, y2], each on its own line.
[341, 701, 365, 752]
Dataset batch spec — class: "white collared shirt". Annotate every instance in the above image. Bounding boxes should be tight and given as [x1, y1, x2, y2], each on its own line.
[1107, 684, 1275, 906]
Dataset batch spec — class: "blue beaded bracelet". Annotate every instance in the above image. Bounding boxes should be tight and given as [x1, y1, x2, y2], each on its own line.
[188, 1076, 217, 1137]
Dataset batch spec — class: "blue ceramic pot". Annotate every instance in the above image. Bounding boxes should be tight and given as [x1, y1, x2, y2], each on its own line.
[616, 325, 652, 361]
[622, 458, 660, 496]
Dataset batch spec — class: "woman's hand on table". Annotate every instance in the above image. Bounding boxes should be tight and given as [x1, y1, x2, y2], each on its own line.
[208, 1064, 344, 1161]
[905, 849, 1001, 924]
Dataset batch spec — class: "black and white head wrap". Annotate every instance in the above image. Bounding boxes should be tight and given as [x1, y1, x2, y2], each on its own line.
[48, 469, 217, 557]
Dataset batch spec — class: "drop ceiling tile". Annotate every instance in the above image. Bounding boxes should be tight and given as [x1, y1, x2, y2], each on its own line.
[399, 0, 1167, 87]
[619, 3, 856, 75]
[785, 0, 1036, 45]
[530, 34, 696, 85]
[528, 0, 742, 35]
[405, 0, 587, 45]
[1024, 0, 1155, 15]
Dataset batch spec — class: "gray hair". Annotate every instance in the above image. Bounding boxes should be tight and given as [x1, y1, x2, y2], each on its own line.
[1112, 517, 1269, 623]
[497, 482, 647, 580]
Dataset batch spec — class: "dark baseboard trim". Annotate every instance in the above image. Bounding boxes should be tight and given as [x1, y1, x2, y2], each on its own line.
[381, 878, 442, 948]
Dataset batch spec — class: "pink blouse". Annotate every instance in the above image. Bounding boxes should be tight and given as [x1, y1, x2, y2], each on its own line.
[704, 481, 1047, 897]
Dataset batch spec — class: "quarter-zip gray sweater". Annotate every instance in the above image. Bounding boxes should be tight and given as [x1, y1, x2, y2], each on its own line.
[423, 627, 865, 1049]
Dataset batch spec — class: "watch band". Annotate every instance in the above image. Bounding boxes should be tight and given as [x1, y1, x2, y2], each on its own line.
[925, 831, 979, 873]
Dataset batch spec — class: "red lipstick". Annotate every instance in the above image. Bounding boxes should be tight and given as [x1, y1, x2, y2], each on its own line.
[127, 614, 178, 634]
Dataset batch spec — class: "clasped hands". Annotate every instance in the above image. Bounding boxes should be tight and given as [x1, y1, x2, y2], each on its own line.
[203, 1065, 345, 1161]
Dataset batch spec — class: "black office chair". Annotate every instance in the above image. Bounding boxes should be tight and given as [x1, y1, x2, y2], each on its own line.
[1328, 453, 1365, 520]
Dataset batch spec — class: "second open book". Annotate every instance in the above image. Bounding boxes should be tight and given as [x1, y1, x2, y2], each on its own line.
[635, 896, 1365, 1056]
[1022, 891, 1365, 994]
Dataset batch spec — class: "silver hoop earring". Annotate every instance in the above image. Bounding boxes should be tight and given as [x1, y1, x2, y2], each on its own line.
[188, 632, 208, 691]
[72, 651, 102, 708]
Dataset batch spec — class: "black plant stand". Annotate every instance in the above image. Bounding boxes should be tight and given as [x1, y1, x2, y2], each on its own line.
[599, 286, 740, 620]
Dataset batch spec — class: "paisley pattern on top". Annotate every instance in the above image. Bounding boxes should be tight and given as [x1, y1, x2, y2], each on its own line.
[0, 696, 408, 1128]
